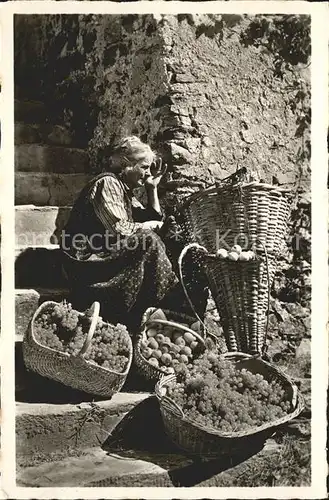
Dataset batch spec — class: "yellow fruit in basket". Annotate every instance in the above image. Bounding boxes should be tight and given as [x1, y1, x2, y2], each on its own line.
[247, 250, 256, 260]
[175, 336, 186, 347]
[148, 357, 159, 367]
[231, 244, 242, 254]
[170, 344, 181, 354]
[183, 331, 196, 344]
[140, 340, 148, 350]
[216, 248, 228, 259]
[149, 309, 167, 321]
[190, 341, 199, 351]
[146, 327, 158, 338]
[152, 349, 162, 360]
[179, 354, 189, 364]
[172, 331, 182, 341]
[147, 338, 159, 350]
[155, 333, 165, 344]
[163, 326, 173, 339]
[181, 346, 192, 357]
[239, 251, 251, 261]
[190, 321, 201, 333]
[161, 353, 172, 366]
[160, 344, 170, 354]
[228, 251, 239, 261]
[142, 347, 153, 359]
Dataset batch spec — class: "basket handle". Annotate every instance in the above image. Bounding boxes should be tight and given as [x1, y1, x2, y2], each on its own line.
[223, 351, 255, 361]
[145, 318, 206, 346]
[254, 239, 271, 357]
[178, 243, 219, 344]
[78, 301, 100, 357]
[161, 396, 185, 418]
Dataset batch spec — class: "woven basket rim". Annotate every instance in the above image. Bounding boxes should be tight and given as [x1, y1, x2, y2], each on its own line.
[155, 355, 305, 439]
[135, 307, 203, 379]
[26, 300, 133, 377]
[179, 181, 292, 212]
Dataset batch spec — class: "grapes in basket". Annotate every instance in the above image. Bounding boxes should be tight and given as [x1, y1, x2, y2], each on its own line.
[165, 349, 293, 433]
[34, 301, 131, 373]
[140, 317, 203, 374]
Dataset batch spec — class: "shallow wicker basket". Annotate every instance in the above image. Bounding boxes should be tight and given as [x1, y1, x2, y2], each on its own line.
[134, 307, 206, 383]
[155, 352, 304, 458]
[23, 301, 133, 397]
[179, 181, 292, 256]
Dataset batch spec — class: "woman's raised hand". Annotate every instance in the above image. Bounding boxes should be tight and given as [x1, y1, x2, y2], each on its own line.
[145, 158, 167, 189]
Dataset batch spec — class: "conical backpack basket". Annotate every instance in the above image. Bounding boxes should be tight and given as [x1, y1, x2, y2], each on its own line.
[179, 181, 292, 255]
[178, 182, 292, 355]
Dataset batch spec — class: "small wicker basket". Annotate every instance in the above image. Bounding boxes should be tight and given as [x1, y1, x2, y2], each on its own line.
[23, 301, 133, 398]
[179, 181, 292, 255]
[155, 352, 304, 458]
[134, 307, 206, 383]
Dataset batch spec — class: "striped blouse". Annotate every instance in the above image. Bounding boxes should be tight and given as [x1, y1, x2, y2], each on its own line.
[89, 173, 163, 238]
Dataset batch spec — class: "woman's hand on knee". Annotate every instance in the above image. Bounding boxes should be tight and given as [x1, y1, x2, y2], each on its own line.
[142, 220, 163, 231]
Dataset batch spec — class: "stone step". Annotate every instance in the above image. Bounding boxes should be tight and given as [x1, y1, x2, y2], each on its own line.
[15, 99, 48, 124]
[16, 393, 151, 467]
[15, 205, 71, 246]
[17, 447, 165, 487]
[15, 144, 89, 174]
[16, 424, 289, 487]
[15, 245, 67, 289]
[15, 172, 91, 206]
[15, 122, 73, 147]
[15, 288, 69, 340]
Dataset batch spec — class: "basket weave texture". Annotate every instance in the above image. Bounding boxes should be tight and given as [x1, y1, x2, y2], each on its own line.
[180, 182, 292, 255]
[134, 307, 204, 383]
[178, 182, 292, 355]
[155, 352, 304, 457]
[23, 301, 133, 397]
[203, 254, 277, 354]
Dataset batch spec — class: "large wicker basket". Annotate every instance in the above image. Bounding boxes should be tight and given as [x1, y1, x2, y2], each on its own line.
[179, 181, 292, 256]
[134, 307, 206, 383]
[203, 252, 278, 354]
[23, 301, 133, 397]
[155, 352, 304, 458]
[178, 244, 276, 355]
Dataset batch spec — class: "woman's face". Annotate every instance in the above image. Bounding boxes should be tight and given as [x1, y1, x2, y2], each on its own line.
[122, 151, 155, 189]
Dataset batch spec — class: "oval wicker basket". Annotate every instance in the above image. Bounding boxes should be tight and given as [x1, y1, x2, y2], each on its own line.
[23, 301, 133, 397]
[134, 307, 206, 383]
[155, 352, 305, 458]
[179, 181, 292, 256]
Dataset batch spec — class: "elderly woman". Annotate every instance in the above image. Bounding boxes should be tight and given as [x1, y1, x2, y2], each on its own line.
[60, 136, 207, 332]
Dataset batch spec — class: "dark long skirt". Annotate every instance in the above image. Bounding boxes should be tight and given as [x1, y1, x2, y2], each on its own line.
[62, 229, 208, 334]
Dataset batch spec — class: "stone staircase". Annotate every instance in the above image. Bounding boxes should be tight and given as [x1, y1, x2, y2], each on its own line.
[15, 97, 92, 341]
[14, 96, 164, 486]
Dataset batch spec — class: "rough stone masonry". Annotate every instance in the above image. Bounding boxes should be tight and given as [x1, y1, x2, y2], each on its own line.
[14, 13, 311, 347]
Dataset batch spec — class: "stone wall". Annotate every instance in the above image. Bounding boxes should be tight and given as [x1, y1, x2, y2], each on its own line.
[15, 14, 310, 186]
[14, 14, 311, 348]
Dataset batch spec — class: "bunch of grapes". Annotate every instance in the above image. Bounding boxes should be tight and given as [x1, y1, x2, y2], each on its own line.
[83, 320, 131, 373]
[166, 349, 292, 433]
[33, 302, 131, 373]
